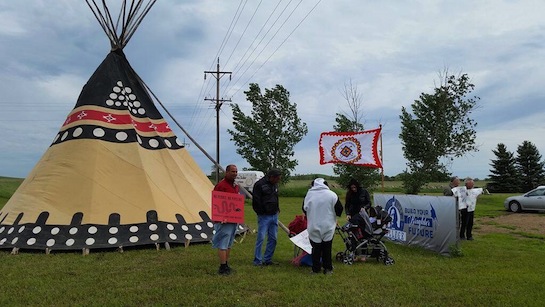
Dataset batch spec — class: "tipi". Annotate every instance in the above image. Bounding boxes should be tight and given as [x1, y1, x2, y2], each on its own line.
[0, 0, 216, 253]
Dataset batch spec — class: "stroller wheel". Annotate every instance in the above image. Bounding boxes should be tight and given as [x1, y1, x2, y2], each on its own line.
[336, 252, 345, 262]
[377, 250, 386, 262]
[384, 257, 395, 266]
[344, 252, 354, 265]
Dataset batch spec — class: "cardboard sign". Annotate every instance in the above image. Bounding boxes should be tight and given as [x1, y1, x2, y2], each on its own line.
[211, 190, 245, 224]
[289, 229, 312, 254]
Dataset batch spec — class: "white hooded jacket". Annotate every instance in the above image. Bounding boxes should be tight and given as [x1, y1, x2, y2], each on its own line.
[303, 178, 343, 243]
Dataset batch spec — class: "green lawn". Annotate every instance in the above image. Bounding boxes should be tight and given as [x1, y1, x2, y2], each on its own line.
[0, 176, 23, 205]
[1, 178, 544, 306]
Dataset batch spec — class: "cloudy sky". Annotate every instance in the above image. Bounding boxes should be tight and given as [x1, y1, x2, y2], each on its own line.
[1, 0, 544, 181]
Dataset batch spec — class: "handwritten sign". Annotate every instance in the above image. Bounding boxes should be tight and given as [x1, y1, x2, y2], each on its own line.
[211, 190, 245, 224]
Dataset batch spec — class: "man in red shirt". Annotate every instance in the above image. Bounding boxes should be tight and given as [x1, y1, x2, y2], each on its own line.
[212, 164, 240, 275]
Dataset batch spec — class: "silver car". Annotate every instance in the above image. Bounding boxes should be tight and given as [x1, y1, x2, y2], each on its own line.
[504, 186, 545, 212]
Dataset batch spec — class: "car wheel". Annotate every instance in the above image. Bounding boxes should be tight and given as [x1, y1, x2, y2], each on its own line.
[509, 201, 522, 213]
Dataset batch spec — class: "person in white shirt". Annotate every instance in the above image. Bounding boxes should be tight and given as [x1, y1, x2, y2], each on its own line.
[458, 178, 484, 240]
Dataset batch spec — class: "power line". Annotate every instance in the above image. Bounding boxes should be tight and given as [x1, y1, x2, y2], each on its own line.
[187, 0, 245, 137]
[207, 0, 245, 71]
[230, 0, 323, 97]
[220, 0, 286, 95]
[226, 0, 297, 92]
[189, 0, 321, 144]
[222, 0, 264, 68]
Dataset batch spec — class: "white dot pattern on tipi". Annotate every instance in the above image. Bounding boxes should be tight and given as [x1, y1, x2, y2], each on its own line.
[0, 212, 216, 250]
[52, 80, 183, 151]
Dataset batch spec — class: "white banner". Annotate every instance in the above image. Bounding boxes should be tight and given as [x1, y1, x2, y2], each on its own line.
[374, 193, 458, 255]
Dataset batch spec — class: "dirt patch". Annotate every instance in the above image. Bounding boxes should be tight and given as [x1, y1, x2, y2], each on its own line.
[477, 213, 545, 236]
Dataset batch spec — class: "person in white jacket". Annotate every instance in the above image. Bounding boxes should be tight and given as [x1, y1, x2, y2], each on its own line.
[452, 177, 484, 240]
[303, 178, 343, 274]
[460, 177, 483, 240]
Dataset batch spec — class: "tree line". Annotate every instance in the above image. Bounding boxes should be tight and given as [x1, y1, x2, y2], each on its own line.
[488, 141, 545, 193]
[226, 80, 380, 189]
[225, 72, 476, 191]
[224, 71, 542, 195]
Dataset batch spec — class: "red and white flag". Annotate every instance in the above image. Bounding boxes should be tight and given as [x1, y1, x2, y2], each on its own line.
[319, 128, 382, 168]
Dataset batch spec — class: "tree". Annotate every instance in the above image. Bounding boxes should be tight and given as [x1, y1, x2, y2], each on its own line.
[399, 71, 479, 194]
[332, 80, 380, 190]
[488, 143, 521, 192]
[228, 83, 308, 182]
[516, 141, 545, 191]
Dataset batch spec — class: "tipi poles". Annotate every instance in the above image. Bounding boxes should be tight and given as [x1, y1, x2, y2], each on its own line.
[139, 79, 219, 170]
[86, 0, 157, 49]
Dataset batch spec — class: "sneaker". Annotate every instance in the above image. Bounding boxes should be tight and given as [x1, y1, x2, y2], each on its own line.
[226, 265, 235, 274]
[218, 266, 231, 276]
[323, 269, 333, 275]
[263, 261, 279, 266]
[460, 237, 466, 240]
[310, 270, 321, 274]
[467, 237, 474, 241]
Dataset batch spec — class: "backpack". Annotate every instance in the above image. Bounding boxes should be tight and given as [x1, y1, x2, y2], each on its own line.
[288, 214, 307, 236]
[291, 251, 313, 267]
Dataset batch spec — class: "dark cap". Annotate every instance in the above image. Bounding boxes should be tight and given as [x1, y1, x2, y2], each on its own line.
[267, 169, 281, 177]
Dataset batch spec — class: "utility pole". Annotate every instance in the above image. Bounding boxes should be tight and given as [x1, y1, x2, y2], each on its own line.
[204, 58, 231, 183]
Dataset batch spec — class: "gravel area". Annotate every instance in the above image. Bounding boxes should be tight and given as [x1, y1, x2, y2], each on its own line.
[478, 212, 545, 236]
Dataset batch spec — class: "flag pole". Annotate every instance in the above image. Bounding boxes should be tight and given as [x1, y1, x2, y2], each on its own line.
[380, 124, 384, 193]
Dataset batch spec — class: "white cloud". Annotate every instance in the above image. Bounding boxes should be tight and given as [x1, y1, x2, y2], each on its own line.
[0, 11, 26, 36]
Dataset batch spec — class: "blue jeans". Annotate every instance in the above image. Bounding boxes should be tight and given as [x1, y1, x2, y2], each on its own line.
[253, 214, 278, 265]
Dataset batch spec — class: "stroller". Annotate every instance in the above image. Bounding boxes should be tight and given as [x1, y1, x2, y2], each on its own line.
[336, 206, 395, 266]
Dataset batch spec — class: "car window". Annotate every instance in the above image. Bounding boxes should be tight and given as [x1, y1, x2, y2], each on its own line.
[528, 189, 545, 197]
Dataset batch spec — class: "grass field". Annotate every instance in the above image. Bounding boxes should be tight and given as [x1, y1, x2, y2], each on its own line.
[1, 177, 544, 306]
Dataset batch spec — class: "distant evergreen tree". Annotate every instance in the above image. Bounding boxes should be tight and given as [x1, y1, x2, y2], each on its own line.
[516, 141, 545, 191]
[488, 143, 520, 192]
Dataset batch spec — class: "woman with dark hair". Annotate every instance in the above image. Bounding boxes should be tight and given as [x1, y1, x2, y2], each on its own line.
[344, 179, 371, 222]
